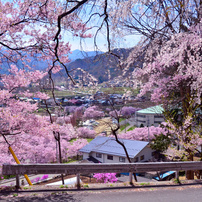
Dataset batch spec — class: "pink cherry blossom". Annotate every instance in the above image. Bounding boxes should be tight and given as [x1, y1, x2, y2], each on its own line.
[93, 173, 117, 183]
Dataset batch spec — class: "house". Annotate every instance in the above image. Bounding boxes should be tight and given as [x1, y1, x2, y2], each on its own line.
[79, 136, 154, 163]
[82, 119, 99, 130]
[135, 105, 164, 127]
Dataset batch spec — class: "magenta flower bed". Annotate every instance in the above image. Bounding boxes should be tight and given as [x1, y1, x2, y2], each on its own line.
[93, 173, 118, 183]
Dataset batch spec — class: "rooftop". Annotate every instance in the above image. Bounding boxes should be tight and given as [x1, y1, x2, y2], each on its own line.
[79, 136, 149, 158]
[136, 105, 164, 114]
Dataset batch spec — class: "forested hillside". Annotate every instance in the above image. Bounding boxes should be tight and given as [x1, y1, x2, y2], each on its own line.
[57, 48, 142, 83]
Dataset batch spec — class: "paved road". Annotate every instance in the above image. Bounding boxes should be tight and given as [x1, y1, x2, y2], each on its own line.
[0, 174, 59, 187]
[78, 187, 202, 202]
[1, 185, 202, 202]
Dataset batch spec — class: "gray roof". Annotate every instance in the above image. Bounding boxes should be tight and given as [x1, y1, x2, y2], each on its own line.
[137, 105, 164, 114]
[79, 136, 149, 158]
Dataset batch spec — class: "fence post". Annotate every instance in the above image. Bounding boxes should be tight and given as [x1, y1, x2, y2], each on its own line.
[77, 173, 80, 189]
[175, 171, 179, 180]
[129, 172, 133, 185]
[16, 174, 20, 189]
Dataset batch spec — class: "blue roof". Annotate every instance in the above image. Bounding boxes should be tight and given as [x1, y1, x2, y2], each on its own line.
[79, 136, 149, 158]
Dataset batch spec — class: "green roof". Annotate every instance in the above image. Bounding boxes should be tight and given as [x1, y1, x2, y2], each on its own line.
[137, 105, 164, 114]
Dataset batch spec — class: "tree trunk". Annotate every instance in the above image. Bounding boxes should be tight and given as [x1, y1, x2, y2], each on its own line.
[57, 133, 65, 185]
[113, 131, 137, 182]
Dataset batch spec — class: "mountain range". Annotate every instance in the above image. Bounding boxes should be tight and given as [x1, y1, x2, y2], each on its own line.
[57, 48, 135, 83]
[68, 49, 103, 61]
[1, 48, 141, 84]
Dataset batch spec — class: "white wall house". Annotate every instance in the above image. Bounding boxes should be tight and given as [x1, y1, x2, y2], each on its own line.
[136, 105, 164, 127]
[79, 136, 154, 163]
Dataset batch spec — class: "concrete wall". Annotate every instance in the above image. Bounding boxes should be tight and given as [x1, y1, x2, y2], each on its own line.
[136, 112, 164, 127]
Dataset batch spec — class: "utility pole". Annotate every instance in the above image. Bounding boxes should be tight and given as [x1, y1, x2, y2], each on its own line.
[147, 117, 150, 142]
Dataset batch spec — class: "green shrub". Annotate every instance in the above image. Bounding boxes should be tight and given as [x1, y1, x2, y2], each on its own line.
[127, 126, 136, 131]
[173, 178, 180, 184]
[83, 184, 89, 188]
[140, 182, 150, 186]
[120, 123, 130, 131]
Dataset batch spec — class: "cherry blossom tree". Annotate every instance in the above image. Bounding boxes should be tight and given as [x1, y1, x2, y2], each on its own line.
[65, 138, 88, 160]
[0, 67, 51, 175]
[93, 173, 118, 183]
[0, 0, 117, 180]
[77, 127, 95, 139]
[109, 106, 140, 119]
[1, 0, 200, 182]
[120, 106, 140, 119]
[112, 1, 201, 39]
[0, 125, 88, 175]
[136, 28, 201, 138]
[0, 0, 94, 177]
[102, 27, 201, 181]
[0, 0, 99, 183]
[0, 66, 90, 177]
[132, 26, 202, 179]
[117, 126, 168, 142]
[1, 0, 200, 81]
[82, 106, 104, 120]
[136, 26, 202, 105]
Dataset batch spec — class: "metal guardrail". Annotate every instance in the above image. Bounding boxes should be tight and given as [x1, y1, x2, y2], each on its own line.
[3, 162, 202, 175]
[2, 161, 202, 189]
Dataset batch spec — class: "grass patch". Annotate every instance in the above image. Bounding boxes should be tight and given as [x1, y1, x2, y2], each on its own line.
[2, 175, 16, 179]
[69, 138, 76, 143]
[46, 90, 73, 97]
[59, 185, 68, 188]
[37, 108, 44, 113]
[119, 118, 126, 122]
[120, 123, 130, 131]
[87, 138, 93, 143]
[83, 184, 89, 188]
[100, 87, 139, 95]
[65, 159, 77, 164]
[140, 182, 150, 186]
[173, 178, 181, 184]
[127, 126, 136, 131]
